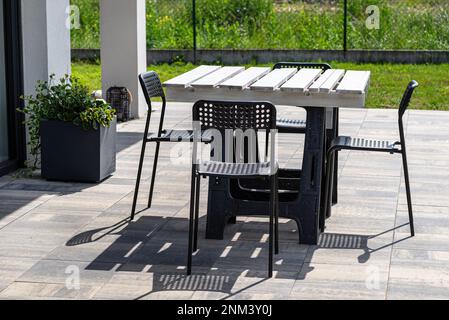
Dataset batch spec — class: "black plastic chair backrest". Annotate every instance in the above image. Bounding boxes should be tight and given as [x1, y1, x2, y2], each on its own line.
[398, 80, 419, 118]
[273, 62, 331, 71]
[192, 100, 277, 131]
[138, 71, 165, 107]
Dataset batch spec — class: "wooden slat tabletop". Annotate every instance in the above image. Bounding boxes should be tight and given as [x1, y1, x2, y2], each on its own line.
[190, 66, 245, 88]
[163, 65, 220, 87]
[163, 65, 371, 108]
[220, 67, 271, 90]
[316, 69, 345, 93]
[336, 71, 371, 94]
[250, 68, 297, 91]
[280, 68, 322, 93]
[308, 69, 336, 93]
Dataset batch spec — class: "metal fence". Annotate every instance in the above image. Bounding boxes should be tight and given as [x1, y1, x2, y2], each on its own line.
[71, 0, 449, 63]
[147, 0, 449, 52]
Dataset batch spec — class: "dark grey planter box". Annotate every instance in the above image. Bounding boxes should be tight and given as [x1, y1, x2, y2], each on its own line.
[40, 118, 116, 183]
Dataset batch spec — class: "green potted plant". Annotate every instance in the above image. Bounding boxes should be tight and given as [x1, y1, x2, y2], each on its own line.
[21, 74, 117, 182]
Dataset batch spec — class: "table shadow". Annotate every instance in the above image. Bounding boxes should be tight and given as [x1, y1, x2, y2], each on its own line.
[65, 215, 410, 299]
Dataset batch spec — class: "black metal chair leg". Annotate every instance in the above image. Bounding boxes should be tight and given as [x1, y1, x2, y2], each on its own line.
[332, 108, 339, 205]
[228, 216, 237, 224]
[131, 114, 151, 220]
[326, 150, 336, 220]
[131, 146, 146, 220]
[275, 174, 279, 255]
[193, 175, 201, 252]
[322, 151, 335, 232]
[148, 142, 161, 208]
[187, 169, 197, 276]
[332, 151, 338, 205]
[265, 130, 270, 160]
[268, 176, 275, 278]
[401, 151, 415, 237]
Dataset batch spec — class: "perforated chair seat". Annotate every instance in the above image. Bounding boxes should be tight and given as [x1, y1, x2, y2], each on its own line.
[198, 161, 278, 178]
[330, 136, 400, 153]
[276, 118, 307, 133]
[147, 129, 213, 143]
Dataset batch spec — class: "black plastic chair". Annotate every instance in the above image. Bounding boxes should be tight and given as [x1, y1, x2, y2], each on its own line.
[130, 71, 212, 220]
[270, 62, 339, 207]
[188, 100, 280, 277]
[323, 81, 419, 236]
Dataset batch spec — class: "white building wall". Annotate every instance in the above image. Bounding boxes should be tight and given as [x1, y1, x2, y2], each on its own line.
[46, 0, 72, 77]
[21, 0, 71, 96]
[100, 0, 147, 118]
[21, 0, 71, 160]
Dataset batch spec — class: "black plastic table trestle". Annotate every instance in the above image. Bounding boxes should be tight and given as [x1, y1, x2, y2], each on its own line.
[205, 106, 326, 245]
[269, 62, 339, 207]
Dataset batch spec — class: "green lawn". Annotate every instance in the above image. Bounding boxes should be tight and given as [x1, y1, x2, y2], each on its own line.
[72, 61, 449, 110]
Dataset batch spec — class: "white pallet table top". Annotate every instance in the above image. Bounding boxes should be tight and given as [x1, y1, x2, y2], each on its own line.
[250, 68, 297, 91]
[308, 69, 345, 93]
[163, 65, 371, 108]
[163, 65, 220, 87]
[220, 67, 271, 90]
[280, 68, 322, 93]
[315, 69, 345, 93]
[336, 70, 371, 94]
[190, 66, 245, 88]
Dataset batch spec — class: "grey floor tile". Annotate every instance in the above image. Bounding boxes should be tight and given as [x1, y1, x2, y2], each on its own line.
[0, 281, 103, 300]
[0, 108, 448, 300]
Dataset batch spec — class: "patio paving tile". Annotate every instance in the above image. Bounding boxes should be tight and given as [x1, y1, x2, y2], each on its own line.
[92, 272, 155, 300]
[0, 281, 101, 300]
[141, 290, 195, 300]
[45, 235, 144, 264]
[290, 262, 390, 300]
[289, 281, 386, 300]
[16, 259, 116, 287]
[324, 219, 396, 237]
[0, 106, 449, 299]
[0, 231, 72, 259]
[387, 248, 449, 299]
[225, 292, 288, 300]
[304, 232, 393, 266]
[393, 232, 449, 252]
[0, 257, 38, 293]
[395, 209, 449, 235]
[386, 282, 449, 300]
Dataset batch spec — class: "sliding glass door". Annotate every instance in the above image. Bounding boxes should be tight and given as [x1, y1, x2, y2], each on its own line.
[0, 0, 25, 176]
[0, 0, 9, 164]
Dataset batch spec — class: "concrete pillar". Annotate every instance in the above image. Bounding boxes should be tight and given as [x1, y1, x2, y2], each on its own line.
[21, 0, 71, 96]
[100, 0, 147, 118]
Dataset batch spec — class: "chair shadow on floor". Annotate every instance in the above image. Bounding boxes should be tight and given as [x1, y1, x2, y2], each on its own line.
[65, 215, 411, 300]
[313, 223, 412, 264]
